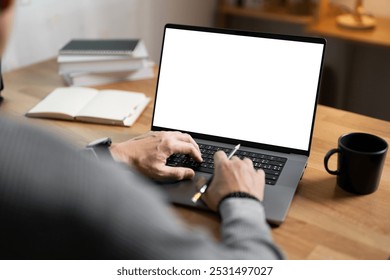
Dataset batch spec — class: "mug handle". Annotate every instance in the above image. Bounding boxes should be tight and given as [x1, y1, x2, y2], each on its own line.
[324, 148, 340, 175]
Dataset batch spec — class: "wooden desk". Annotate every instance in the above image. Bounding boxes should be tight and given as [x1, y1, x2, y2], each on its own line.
[2, 59, 390, 260]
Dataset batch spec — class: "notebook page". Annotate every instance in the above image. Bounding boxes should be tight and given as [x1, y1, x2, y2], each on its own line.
[77, 90, 146, 121]
[28, 87, 98, 117]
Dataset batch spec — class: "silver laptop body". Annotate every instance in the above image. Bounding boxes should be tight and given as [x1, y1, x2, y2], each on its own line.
[151, 24, 326, 225]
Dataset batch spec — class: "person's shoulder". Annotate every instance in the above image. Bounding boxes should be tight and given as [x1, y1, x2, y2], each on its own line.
[0, 113, 74, 151]
[0, 113, 23, 129]
[1, 113, 51, 136]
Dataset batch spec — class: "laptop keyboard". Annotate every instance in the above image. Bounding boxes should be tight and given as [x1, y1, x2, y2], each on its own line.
[166, 143, 287, 185]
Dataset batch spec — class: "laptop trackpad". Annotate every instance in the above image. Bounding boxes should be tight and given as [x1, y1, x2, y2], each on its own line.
[160, 173, 211, 210]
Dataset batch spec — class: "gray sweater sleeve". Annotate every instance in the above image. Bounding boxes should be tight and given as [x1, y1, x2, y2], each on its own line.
[219, 199, 285, 259]
[0, 116, 284, 259]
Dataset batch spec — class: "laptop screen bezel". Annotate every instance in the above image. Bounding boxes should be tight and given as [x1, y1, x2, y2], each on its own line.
[151, 23, 326, 157]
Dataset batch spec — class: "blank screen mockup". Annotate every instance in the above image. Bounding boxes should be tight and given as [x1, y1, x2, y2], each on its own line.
[153, 27, 324, 152]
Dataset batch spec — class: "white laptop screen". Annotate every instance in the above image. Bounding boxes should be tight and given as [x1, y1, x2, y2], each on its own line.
[153, 26, 325, 152]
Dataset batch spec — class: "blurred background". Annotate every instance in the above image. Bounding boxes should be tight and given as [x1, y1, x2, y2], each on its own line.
[2, 0, 217, 71]
[2, 0, 390, 120]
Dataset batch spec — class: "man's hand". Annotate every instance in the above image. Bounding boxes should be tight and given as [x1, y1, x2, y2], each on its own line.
[109, 131, 202, 181]
[202, 151, 265, 211]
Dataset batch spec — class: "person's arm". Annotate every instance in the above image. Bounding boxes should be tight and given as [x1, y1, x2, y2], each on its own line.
[202, 151, 284, 258]
[86, 145, 284, 259]
[83, 163, 284, 259]
[0, 118, 283, 259]
[218, 199, 284, 259]
[100, 135, 283, 258]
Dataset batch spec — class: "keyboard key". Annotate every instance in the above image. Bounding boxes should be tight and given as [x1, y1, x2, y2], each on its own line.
[266, 175, 278, 181]
[269, 161, 285, 167]
[263, 169, 280, 176]
[166, 144, 287, 185]
[266, 180, 276, 185]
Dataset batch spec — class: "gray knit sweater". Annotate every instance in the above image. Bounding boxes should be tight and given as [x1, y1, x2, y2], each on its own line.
[0, 115, 284, 259]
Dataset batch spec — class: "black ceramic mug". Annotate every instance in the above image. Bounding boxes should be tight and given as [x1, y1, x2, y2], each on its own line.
[324, 132, 388, 195]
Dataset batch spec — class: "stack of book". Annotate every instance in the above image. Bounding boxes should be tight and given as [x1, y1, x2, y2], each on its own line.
[58, 39, 154, 87]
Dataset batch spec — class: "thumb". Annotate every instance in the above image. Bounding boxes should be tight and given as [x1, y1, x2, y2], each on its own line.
[161, 166, 195, 181]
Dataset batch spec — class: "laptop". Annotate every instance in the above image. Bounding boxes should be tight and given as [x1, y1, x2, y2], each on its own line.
[151, 24, 326, 225]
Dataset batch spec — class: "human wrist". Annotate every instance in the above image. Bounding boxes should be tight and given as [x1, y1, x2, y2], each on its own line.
[109, 142, 133, 165]
[217, 192, 262, 212]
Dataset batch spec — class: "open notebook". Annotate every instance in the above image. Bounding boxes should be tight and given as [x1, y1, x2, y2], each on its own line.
[26, 87, 150, 126]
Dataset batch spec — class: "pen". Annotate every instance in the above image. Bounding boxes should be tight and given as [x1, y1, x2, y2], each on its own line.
[191, 144, 241, 203]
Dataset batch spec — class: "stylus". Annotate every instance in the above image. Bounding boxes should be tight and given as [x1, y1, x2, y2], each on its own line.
[191, 144, 240, 203]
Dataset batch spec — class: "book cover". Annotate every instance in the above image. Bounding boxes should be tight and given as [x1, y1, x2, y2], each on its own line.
[59, 39, 146, 56]
[63, 64, 155, 87]
[58, 57, 150, 75]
